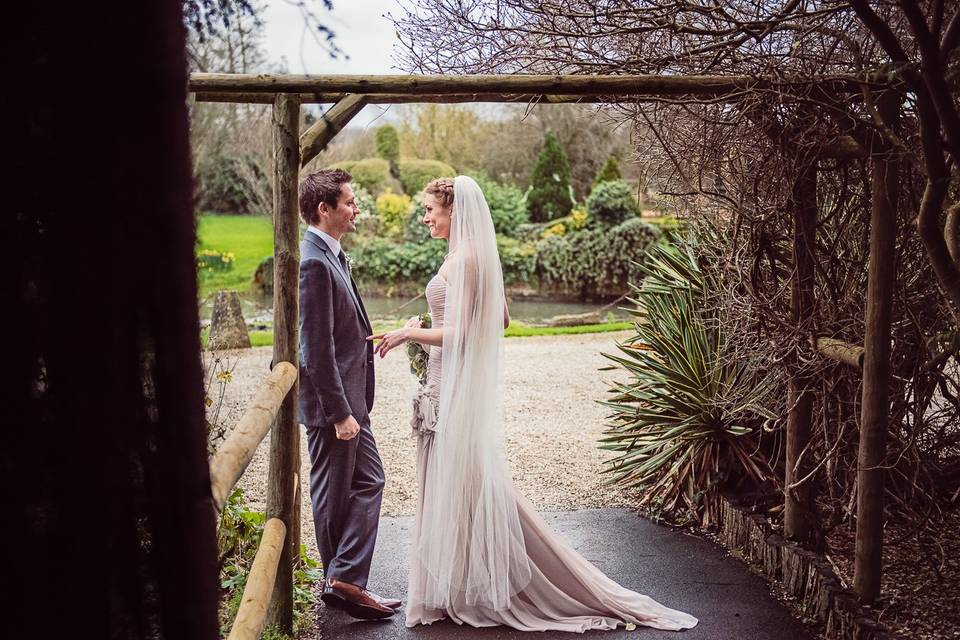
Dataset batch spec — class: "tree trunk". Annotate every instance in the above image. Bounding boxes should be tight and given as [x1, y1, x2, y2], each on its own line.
[853, 92, 900, 603]
[784, 161, 819, 543]
[266, 92, 301, 633]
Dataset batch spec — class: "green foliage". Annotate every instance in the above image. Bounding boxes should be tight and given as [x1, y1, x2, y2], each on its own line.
[527, 132, 574, 223]
[397, 158, 455, 195]
[350, 236, 448, 284]
[406, 312, 433, 384]
[537, 217, 661, 298]
[327, 158, 400, 196]
[196, 214, 274, 296]
[217, 488, 322, 638]
[586, 180, 640, 227]
[352, 184, 376, 219]
[599, 244, 776, 519]
[375, 190, 413, 239]
[474, 176, 529, 237]
[404, 196, 433, 243]
[593, 155, 623, 188]
[496, 236, 538, 284]
[375, 125, 400, 167]
[197, 249, 236, 274]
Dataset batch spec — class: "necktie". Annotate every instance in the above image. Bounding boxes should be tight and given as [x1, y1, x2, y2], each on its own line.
[338, 250, 349, 276]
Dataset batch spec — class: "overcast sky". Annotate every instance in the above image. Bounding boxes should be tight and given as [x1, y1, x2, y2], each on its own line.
[260, 0, 406, 128]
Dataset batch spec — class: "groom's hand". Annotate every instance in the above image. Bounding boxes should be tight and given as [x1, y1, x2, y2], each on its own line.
[334, 415, 360, 440]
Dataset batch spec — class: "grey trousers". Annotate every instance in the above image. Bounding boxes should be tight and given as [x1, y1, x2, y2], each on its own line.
[304, 419, 385, 588]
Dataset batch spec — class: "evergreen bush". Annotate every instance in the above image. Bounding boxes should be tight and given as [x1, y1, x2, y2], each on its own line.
[527, 132, 574, 223]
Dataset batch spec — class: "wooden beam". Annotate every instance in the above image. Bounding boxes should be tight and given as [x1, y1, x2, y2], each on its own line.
[300, 94, 367, 169]
[266, 92, 300, 633]
[195, 91, 745, 105]
[190, 72, 870, 96]
[209, 362, 298, 511]
[227, 518, 287, 640]
[853, 92, 900, 604]
[817, 337, 865, 368]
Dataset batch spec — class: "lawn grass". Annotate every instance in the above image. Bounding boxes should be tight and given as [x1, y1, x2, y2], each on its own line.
[200, 321, 633, 349]
[197, 214, 274, 297]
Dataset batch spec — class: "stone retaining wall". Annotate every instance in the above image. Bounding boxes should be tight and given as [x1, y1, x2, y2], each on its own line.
[709, 497, 901, 640]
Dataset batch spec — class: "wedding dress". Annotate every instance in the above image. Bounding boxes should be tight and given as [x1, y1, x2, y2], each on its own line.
[405, 176, 698, 632]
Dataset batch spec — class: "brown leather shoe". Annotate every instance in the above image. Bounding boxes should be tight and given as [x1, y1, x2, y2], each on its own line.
[321, 578, 395, 620]
[367, 590, 402, 610]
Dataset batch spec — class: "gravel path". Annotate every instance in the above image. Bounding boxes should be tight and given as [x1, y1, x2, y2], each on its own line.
[207, 331, 641, 560]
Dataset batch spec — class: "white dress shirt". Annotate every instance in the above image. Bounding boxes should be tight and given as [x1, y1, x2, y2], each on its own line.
[307, 226, 347, 278]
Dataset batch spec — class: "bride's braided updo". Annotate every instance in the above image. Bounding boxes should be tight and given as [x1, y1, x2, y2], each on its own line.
[423, 177, 455, 209]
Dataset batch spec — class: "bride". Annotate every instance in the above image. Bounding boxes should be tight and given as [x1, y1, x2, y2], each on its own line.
[368, 176, 698, 632]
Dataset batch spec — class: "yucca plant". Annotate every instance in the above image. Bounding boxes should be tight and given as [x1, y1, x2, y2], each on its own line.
[599, 242, 776, 522]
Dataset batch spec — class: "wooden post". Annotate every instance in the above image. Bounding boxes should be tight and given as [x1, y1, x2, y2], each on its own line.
[784, 160, 818, 543]
[853, 92, 900, 603]
[266, 92, 300, 633]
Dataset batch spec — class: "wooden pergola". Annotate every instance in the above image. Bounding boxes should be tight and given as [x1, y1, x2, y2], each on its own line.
[188, 72, 895, 636]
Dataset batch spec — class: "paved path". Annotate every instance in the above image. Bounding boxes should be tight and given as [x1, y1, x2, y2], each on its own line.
[310, 508, 817, 640]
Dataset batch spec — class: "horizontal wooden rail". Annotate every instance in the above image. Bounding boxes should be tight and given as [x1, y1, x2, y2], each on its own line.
[189, 72, 876, 96]
[227, 518, 287, 640]
[209, 362, 298, 511]
[195, 91, 751, 105]
[816, 337, 865, 369]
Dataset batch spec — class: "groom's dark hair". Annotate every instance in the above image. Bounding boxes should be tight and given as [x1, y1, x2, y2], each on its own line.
[299, 168, 353, 225]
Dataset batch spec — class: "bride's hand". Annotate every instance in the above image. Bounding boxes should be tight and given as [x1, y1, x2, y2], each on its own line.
[367, 328, 408, 358]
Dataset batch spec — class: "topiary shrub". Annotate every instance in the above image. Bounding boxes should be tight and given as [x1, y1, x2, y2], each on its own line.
[327, 158, 401, 196]
[527, 131, 574, 223]
[586, 180, 640, 227]
[536, 217, 661, 298]
[375, 125, 400, 168]
[397, 159, 456, 195]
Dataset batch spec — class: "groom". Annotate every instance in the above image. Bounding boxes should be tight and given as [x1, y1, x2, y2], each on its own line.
[298, 168, 400, 620]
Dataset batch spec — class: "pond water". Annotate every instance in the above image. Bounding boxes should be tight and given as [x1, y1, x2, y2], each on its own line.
[199, 292, 633, 325]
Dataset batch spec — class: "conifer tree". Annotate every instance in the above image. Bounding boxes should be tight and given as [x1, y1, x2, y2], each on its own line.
[527, 131, 573, 222]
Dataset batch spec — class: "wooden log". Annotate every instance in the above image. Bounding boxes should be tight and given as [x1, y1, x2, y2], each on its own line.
[265, 92, 301, 634]
[193, 90, 840, 106]
[209, 362, 298, 511]
[227, 518, 287, 640]
[854, 92, 900, 604]
[817, 337, 865, 368]
[785, 161, 818, 543]
[548, 311, 602, 327]
[195, 91, 668, 104]
[189, 72, 870, 96]
[300, 94, 367, 169]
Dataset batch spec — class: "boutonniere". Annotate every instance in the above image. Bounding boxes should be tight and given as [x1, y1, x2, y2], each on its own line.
[344, 253, 354, 270]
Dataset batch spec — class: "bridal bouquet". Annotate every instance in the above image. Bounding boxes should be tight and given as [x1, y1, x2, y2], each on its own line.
[406, 312, 432, 385]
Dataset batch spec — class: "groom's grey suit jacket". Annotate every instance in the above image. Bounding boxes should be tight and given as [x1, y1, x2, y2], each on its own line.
[298, 232, 375, 428]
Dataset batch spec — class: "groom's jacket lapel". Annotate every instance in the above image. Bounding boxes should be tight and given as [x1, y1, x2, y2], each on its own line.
[304, 232, 370, 333]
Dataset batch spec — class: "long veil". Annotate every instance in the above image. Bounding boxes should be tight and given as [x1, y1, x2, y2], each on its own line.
[416, 175, 532, 610]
